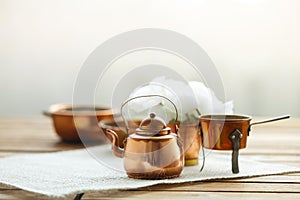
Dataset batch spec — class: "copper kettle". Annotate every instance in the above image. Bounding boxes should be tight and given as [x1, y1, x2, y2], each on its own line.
[106, 95, 184, 179]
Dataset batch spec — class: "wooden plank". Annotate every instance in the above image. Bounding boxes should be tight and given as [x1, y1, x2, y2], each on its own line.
[0, 184, 17, 190]
[0, 141, 84, 152]
[1, 179, 300, 199]
[229, 173, 300, 183]
[0, 190, 65, 200]
[145, 181, 300, 193]
[1, 190, 300, 200]
[83, 191, 300, 200]
[0, 117, 104, 152]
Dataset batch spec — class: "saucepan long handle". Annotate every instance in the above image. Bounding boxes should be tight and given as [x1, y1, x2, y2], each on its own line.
[249, 115, 290, 131]
[42, 110, 52, 117]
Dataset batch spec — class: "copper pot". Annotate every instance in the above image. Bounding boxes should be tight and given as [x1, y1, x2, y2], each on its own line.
[44, 104, 113, 143]
[200, 115, 251, 150]
[200, 114, 290, 150]
[177, 123, 201, 166]
[168, 122, 201, 166]
[105, 95, 184, 179]
[199, 114, 290, 173]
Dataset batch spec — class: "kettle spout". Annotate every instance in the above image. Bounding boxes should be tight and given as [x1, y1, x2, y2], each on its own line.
[106, 129, 124, 158]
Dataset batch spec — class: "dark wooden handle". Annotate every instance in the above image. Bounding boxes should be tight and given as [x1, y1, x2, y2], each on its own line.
[229, 129, 243, 174]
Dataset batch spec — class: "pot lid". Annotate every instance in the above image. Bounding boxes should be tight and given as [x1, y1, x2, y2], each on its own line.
[136, 112, 171, 136]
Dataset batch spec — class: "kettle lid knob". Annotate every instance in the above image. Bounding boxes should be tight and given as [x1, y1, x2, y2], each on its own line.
[136, 112, 171, 136]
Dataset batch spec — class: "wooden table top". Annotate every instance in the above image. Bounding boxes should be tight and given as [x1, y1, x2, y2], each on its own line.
[0, 116, 299, 200]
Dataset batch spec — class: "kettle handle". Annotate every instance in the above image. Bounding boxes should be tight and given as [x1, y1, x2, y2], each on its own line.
[121, 94, 179, 134]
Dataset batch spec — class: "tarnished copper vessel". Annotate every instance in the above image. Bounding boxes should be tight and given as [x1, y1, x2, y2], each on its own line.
[44, 104, 113, 143]
[105, 95, 184, 179]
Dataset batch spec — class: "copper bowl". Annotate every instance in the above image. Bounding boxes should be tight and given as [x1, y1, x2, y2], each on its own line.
[44, 104, 113, 143]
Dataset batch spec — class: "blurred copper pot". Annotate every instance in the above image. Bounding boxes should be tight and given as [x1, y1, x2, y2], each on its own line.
[44, 104, 113, 143]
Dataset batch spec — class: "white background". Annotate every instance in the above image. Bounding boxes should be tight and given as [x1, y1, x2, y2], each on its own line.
[0, 0, 299, 117]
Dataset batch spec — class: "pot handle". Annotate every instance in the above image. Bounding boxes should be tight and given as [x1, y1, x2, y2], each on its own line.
[249, 115, 290, 131]
[121, 94, 179, 134]
[105, 129, 124, 158]
[42, 110, 52, 117]
[229, 129, 243, 174]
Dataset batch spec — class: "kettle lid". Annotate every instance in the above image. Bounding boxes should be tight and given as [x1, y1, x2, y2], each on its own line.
[136, 112, 171, 136]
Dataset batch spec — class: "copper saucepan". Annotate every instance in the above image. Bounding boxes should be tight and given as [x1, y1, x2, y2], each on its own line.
[199, 114, 290, 173]
[44, 104, 113, 143]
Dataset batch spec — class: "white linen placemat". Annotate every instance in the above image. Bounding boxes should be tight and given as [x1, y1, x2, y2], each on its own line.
[0, 145, 299, 197]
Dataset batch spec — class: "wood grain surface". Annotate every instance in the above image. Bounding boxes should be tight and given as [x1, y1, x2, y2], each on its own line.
[0, 116, 299, 200]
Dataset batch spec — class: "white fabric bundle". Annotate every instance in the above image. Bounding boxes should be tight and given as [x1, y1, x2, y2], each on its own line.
[128, 77, 233, 122]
